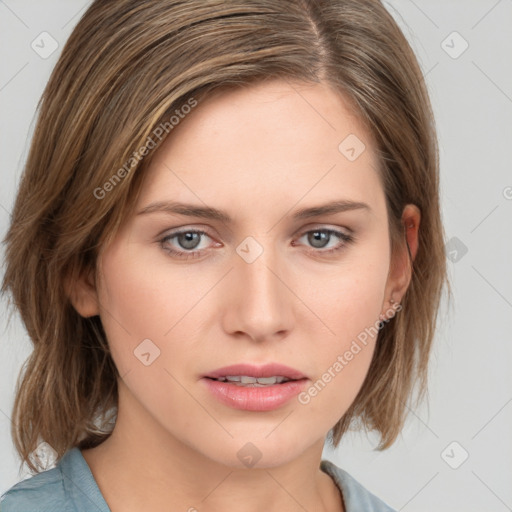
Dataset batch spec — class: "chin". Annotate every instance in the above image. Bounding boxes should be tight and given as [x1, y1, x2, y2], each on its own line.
[196, 428, 320, 470]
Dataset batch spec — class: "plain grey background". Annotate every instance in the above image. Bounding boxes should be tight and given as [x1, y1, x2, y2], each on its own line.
[1, 1, 511, 511]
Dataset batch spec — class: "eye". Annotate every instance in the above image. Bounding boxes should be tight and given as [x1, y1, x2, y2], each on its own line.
[159, 226, 355, 261]
[160, 229, 217, 260]
[293, 228, 354, 255]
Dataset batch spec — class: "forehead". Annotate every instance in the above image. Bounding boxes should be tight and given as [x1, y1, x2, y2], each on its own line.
[137, 79, 384, 219]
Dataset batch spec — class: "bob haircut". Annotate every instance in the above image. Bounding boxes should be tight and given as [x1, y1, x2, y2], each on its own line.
[2, 0, 450, 474]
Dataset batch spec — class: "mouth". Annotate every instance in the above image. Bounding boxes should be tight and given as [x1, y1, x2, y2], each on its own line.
[201, 363, 308, 411]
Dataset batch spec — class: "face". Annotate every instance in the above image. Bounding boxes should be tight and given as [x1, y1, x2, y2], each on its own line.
[81, 79, 407, 469]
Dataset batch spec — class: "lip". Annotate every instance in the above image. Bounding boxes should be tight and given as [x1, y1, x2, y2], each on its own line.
[202, 378, 308, 411]
[202, 363, 308, 412]
[203, 363, 307, 380]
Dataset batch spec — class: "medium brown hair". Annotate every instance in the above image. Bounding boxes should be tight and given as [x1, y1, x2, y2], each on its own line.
[2, 0, 450, 473]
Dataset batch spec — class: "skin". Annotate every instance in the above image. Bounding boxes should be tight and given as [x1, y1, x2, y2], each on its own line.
[70, 79, 420, 512]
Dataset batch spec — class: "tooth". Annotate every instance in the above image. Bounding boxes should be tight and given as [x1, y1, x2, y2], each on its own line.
[240, 376, 257, 384]
[256, 376, 278, 385]
[219, 375, 292, 386]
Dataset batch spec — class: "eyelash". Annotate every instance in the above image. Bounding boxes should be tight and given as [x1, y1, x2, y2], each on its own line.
[159, 227, 355, 260]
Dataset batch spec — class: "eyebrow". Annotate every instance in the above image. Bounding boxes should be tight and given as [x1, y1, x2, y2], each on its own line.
[137, 199, 371, 223]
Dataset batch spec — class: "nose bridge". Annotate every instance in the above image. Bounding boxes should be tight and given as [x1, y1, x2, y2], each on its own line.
[225, 236, 293, 340]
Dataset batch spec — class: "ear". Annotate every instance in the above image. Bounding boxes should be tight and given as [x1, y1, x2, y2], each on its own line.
[65, 265, 100, 318]
[383, 204, 421, 306]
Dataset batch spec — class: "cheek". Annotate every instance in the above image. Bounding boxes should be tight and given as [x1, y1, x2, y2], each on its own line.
[300, 242, 390, 350]
[293, 243, 390, 422]
[295, 300, 380, 432]
[95, 242, 179, 373]
[95, 247, 209, 430]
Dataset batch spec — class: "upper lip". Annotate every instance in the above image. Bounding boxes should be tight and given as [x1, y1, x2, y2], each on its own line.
[204, 363, 307, 380]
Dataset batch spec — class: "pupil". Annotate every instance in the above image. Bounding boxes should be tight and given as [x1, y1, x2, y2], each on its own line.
[179, 232, 200, 250]
[309, 231, 329, 248]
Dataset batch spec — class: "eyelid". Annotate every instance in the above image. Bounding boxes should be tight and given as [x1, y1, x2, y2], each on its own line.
[159, 223, 352, 242]
[295, 223, 353, 237]
[157, 223, 214, 237]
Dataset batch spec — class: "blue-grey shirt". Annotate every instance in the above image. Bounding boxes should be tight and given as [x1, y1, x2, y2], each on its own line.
[1, 448, 396, 511]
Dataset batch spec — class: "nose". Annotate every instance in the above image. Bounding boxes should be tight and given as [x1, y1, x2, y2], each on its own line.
[221, 240, 294, 343]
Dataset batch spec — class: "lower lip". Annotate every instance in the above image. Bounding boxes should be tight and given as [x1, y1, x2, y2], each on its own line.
[202, 378, 308, 411]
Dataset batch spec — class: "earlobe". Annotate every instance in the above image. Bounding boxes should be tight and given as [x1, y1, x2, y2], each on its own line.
[65, 266, 100, 318]
[383, 204, 421, 309]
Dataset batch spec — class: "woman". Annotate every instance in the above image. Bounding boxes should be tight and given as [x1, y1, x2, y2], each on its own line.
[1, 0, 449, 510]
